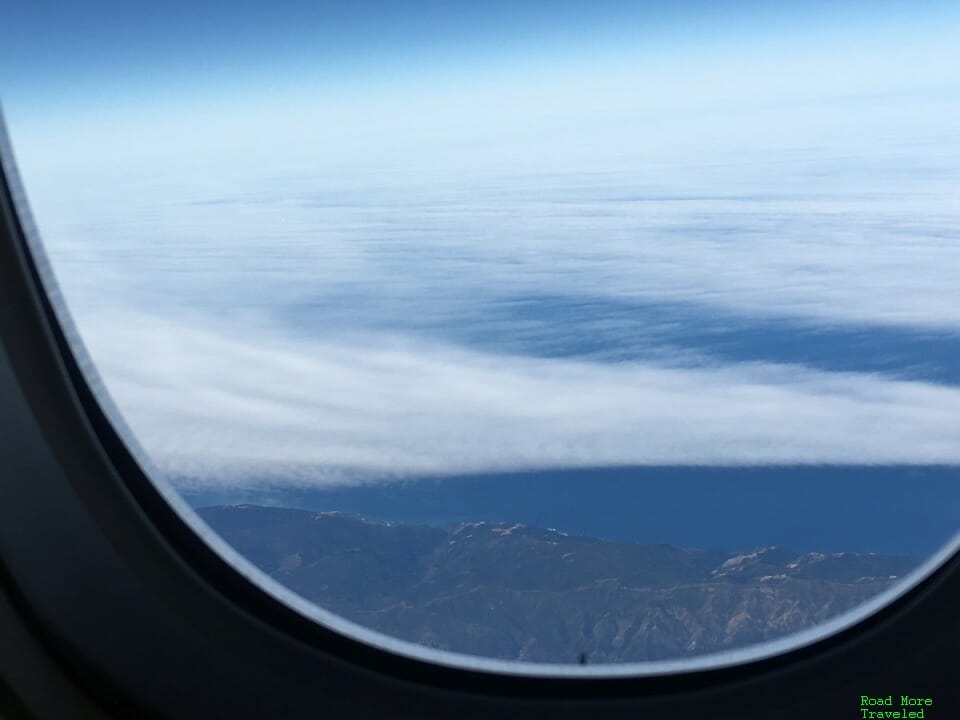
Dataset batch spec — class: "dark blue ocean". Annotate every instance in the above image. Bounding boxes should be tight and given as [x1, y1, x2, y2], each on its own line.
[182, 464, 960, 557]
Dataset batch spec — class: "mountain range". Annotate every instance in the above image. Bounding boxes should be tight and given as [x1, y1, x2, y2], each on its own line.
[198, 504, 920, 664]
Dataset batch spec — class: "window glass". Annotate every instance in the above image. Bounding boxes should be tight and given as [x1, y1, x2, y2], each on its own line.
[3, 0, 959, 666]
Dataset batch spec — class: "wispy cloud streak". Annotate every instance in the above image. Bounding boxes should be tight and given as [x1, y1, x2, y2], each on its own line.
[74, 309, 960, 488]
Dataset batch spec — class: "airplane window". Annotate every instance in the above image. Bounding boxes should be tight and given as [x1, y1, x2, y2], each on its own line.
[2, 1, 959, 670]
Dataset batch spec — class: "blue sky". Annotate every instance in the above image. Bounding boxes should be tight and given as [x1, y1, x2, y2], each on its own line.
[1, 1, 960, 487]
[5, 1, 959, 183]
[4, 1, 941, 103]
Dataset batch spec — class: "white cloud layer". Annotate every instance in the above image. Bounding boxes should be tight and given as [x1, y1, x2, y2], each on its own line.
[72, 308, 960, 489]
[21, 110, 960, 489]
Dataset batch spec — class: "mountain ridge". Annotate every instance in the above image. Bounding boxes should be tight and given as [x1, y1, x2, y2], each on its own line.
[198, 504, 920, 663]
